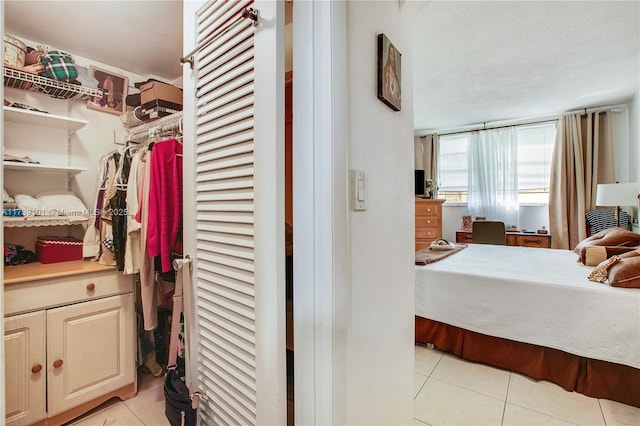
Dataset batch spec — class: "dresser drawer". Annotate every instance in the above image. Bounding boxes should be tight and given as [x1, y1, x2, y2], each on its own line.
[416, 215, 440, 228]
[416, 239, 433, 251]
[415, 227, 440, 241]
[515, 235, 551, 248]
[5, 271, 134, 316]
[415, 203, 441, 217]
[456, 231, 473, 243]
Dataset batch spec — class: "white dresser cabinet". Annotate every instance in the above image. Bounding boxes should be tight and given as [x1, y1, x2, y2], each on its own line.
[4, 262, 136, 426]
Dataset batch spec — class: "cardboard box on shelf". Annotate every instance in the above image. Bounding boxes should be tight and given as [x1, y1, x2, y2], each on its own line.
[140, 81, 183, 106]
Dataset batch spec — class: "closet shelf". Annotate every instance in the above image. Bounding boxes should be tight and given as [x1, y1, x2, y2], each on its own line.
[3, 162, 87, 175]
[3, 106, 89, 131]
[127, 111, 183, 144]
[3, 216, 88, 228]
[3, 67, 103, 101]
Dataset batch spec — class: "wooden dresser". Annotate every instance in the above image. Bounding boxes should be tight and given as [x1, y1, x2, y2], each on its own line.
[415, 198, 445, 250]
[456, 229, 551, 248]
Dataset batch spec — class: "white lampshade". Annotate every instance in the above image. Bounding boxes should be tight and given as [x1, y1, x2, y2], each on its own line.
[595, 183, 639, 207]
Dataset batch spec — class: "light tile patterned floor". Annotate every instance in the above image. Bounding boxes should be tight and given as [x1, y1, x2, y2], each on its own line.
[66, 371, 168, 426]
[66, 347, 640, 425]
[414, 344, 640, 426]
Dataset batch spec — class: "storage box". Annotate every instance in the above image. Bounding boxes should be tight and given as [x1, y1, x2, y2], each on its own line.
[4, 34, 27, 67]
[139, 99, 182, 122]
[140, 81, 182, 107]
[36, 236, 83, 264]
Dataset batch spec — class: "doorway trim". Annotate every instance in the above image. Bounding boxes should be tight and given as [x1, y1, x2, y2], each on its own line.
[293, 1, 349, 424]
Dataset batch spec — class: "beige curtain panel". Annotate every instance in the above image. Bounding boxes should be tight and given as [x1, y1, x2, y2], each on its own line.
[548, 112, 614, 250]
[415, 134, 439, 184]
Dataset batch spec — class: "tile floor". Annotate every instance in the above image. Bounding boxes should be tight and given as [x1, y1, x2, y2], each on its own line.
[414, 344, 640, 426]
[66, 346, 640, 426]
[66, 371, 169, 426]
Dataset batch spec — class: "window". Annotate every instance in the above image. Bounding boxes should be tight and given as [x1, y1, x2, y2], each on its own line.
[437, 121, 556, 204]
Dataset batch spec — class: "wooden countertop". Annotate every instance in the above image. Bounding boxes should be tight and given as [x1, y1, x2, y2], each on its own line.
[4, 260, 117, 285]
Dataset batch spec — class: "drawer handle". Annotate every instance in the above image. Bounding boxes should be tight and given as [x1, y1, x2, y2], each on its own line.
[523, 239, 541, 245]
[53, 359, 64, 369]
[86, 283, 96, 291]
[31, 364, 43, 374]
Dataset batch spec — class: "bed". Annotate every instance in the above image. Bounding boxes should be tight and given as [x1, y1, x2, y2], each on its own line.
[415, 244, 640, 407]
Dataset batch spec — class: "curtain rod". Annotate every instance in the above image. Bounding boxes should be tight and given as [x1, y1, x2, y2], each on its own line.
[431, 118, 558, 137]
[417, 102, 628, 137]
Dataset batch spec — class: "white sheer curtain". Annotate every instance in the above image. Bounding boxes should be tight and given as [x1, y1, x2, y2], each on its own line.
[468, 127, 519, 225]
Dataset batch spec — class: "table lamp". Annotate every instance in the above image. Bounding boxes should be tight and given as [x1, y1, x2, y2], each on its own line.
[595, 183, 639, 227]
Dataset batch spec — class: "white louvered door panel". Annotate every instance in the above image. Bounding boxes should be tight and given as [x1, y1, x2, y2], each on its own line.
[185, 1, 285, 425]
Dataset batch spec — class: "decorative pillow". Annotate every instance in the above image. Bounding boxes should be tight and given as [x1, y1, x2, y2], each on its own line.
[607, 256, 640, 288]
[577, 246, 638, 265]
[618, 250, 640, 259]
[574, 227, 640, 255]
[588, 256, 619, 283]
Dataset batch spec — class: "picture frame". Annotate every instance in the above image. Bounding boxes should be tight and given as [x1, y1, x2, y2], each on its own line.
[86, 67, 128, 115]
[377, 33, 401, 111]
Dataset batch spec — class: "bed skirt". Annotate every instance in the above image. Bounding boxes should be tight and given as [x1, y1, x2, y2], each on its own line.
[415, 316, 640, 408]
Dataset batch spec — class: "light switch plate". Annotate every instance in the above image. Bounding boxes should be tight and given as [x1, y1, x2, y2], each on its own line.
[351, 169, 367, 211]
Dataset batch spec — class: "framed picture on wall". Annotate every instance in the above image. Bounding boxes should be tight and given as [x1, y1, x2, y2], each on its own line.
[377, 33, 401, 111]
[86, 67, 128, 115]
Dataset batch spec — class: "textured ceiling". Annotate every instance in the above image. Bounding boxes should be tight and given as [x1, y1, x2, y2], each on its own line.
[413, 1, 640, 132]
[4, 0, 184, 82]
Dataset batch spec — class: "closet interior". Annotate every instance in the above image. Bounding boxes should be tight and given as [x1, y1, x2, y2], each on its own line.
[2, 16, 185, 425]
[3, 1, 294, 425]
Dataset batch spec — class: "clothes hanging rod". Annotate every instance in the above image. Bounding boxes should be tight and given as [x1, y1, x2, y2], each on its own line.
[127, 112, 183, 143]
[180, 8, 259, 69]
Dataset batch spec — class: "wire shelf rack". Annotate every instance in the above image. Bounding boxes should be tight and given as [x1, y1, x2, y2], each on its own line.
[3, 67, 103, 100]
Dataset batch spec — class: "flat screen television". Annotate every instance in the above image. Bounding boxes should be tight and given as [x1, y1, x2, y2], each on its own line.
[415, 169, 425, 196]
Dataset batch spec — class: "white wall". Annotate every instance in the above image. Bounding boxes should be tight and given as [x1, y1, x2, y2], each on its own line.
[346, 1, 424, 424]
[630, 91, 640, 183]
[612, 104, 631, 183]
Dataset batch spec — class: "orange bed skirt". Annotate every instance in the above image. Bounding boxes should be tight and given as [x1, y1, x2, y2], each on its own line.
[415, 316, 640, 407]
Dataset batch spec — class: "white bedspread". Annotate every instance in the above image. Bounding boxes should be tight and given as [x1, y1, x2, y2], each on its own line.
[415, 244, 640, 369]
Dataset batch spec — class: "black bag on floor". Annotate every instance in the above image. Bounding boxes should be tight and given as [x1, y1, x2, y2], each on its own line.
[164, 257, 201, 426]
[164, 367, 197, 426]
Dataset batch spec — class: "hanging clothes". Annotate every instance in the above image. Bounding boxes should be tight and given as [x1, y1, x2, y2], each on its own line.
[124, 152, 142, 275]
[98, 154, 118, 267]
[83, 152, 111, 258]
[146, 138, 183, 273]
[107, 150, 132, 271]
[136, 147, 160, 331]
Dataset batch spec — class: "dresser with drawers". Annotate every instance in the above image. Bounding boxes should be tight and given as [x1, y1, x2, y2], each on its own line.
[415, 198, 445, 250]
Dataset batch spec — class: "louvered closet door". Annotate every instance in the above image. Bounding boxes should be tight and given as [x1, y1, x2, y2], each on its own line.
[184, 1, 285, 425]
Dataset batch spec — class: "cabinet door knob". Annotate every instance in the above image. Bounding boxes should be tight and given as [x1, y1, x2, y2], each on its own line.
[31, 364, 43, 374]
[86, 283, 96, 291]
[53, 359, 64, 368]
